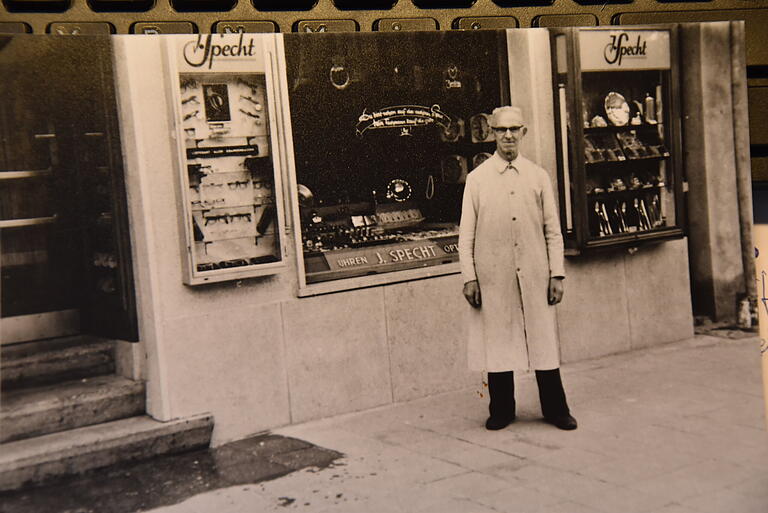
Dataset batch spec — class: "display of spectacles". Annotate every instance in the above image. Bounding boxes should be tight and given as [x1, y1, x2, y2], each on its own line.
[552, 27, 685, 252]
[167, 35, 286, 285]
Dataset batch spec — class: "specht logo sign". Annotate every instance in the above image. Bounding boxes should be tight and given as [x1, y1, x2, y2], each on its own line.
[604, 33, 648, 66]
[183, 34, 257, 69]
[579, 29, 670, 72]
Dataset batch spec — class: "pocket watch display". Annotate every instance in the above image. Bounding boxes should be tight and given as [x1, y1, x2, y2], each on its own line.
[440, 118, 464, 142]
[470, 113, 492, 143]
[472, 152, 492, 169]
[441, 155, 468, 184]
[386, 178, 412, 202]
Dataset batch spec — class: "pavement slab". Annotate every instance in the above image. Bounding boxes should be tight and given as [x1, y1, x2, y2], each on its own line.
[2, 335, 765, 513]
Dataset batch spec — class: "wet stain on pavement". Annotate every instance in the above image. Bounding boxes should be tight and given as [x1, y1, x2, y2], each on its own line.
[0, 434, 343, 513]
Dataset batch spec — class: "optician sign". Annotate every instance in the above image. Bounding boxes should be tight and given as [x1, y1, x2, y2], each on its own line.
[579, 29, 670, 72]
[174, 33, 267, 73]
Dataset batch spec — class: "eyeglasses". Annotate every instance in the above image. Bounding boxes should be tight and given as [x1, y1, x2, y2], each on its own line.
[230, 213, 252, 223]
[205, 215, 229, 226]
[228, 180, 250, 190]
[491, 126, 523, 135]
[204, 213, 252, 225]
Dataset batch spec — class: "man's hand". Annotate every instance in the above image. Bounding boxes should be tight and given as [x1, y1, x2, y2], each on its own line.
[548, 277, 564, 305]
[463, 280, 482, 308]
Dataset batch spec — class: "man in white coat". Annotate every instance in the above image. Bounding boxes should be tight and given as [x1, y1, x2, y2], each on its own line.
[458, 105, 577, 431]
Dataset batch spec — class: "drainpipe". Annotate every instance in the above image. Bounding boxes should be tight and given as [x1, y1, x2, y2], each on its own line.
[730, 21, 757, 327]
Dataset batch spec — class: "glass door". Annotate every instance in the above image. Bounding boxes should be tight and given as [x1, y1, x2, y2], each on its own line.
[0, 38, 80, 344]
[0, 35, 138, 344]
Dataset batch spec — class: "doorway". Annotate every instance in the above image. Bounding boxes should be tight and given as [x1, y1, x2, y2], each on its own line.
[0, 36, 138, 345]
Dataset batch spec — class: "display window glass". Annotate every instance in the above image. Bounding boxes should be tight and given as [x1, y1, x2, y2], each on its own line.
[280, 31, 509, 295]
[552, 27, 685, 253]
[166, 35, 287, 285]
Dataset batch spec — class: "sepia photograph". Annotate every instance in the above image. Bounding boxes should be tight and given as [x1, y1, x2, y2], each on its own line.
[0, 22, 764, 513]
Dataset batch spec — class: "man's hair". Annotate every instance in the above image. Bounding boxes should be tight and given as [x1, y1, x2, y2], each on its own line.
[491, 106, 526, 127]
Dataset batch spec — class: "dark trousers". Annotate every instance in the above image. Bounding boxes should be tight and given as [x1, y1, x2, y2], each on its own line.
[488, 369, 571, 420]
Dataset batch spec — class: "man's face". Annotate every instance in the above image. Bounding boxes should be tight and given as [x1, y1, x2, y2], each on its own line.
[492, 110, 527, 160]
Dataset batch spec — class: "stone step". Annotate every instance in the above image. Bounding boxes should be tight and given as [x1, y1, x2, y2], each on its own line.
[0, 375, 145, 444]
[0, 414, 214, 492]
[1, 336, 115, 390]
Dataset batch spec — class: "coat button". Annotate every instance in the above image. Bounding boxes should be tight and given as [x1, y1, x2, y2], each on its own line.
[512, 217, 517, 221]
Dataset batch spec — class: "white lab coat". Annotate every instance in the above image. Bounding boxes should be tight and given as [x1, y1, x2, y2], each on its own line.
[458, 152, 565, 372]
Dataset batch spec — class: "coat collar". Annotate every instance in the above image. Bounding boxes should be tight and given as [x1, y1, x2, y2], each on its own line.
[491, 151, 523, 174]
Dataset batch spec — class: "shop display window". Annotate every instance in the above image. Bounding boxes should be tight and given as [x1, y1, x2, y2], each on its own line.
[551, 27, 685, 253]
[166, 35, 286, 285]
[281, 31, 509, 295]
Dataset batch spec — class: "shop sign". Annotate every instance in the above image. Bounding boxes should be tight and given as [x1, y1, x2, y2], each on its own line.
[174, 33, 266, 73]
[579, 30, 670, 71]
[324, 235, 459, 271]
[356, 105, 451, 137]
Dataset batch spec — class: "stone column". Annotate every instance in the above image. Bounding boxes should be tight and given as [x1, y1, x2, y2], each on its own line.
[681, 22, 748, 322]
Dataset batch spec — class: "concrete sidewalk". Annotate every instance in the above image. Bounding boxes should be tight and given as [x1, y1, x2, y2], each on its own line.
[151, 334, 767, 513]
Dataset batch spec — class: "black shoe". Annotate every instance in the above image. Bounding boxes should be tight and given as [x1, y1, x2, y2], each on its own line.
[485, 414, 515, 430]
[544, 414, 577, 430]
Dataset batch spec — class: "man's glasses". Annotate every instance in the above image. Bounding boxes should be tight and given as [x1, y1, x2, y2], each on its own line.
[491, 126, 523, 135]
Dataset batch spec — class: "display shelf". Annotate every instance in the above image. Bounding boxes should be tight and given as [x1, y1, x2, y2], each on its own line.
[586, 155, 669, 165]
[551, 26, 684, 254]
[586, 184, 665, 199]
[583, 123, 663, 135]
[584, 227, 685, 249]
[586, 156, 669, 166]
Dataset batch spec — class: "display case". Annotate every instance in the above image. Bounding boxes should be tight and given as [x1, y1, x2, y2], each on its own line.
[550, 27, 685, 254]
[281, 30, 509, 295]
[166, 34, 287, 285]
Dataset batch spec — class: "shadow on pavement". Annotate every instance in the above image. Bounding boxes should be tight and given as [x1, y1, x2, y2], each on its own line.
[0, 434, 343, 513]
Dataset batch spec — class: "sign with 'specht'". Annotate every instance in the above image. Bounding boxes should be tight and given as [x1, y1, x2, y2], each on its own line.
[579, 29, 671, 71]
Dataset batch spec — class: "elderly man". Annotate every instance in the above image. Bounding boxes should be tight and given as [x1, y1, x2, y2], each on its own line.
[458, 106, 577, 431]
